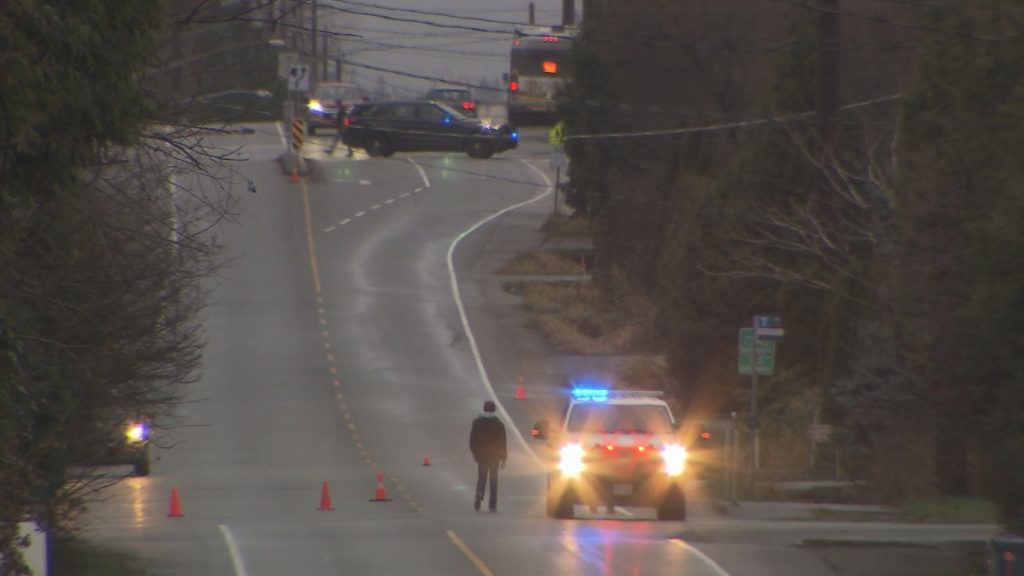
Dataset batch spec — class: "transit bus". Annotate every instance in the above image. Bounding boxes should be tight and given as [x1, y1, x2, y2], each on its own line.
[507, 26, 575, 126]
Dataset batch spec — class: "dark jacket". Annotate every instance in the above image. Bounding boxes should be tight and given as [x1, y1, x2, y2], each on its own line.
[470, 413, 507, 464]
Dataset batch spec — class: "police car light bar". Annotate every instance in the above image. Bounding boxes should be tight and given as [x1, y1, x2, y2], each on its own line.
[571, 387, 610, 402]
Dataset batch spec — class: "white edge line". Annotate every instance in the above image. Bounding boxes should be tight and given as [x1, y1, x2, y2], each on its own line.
[219, 524, 250, 576]
[408, 158, 431, 188]
[670, 539, 733, 576]
[447, 159, 552, 466]
[275, 122, 286, 147]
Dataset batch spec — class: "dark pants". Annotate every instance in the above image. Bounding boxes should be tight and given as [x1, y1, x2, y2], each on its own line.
[475, 460, 500, 510]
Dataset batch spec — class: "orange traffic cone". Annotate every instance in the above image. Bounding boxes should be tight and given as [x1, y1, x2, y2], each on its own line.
[371, 471, 392, 502]
[317, 481, 335, 511]
[422, 455, 431, 466]
[514, 376, 526, 400]
[168, 487, 184, 517]
[289, 166, 300, 183]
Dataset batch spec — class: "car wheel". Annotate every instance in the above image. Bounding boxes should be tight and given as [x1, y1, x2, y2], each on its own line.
[466, 138, 494, 159]
[546, 476, 575, 519]
[656, 485, 686, 520]
[365, 133, 393, 158]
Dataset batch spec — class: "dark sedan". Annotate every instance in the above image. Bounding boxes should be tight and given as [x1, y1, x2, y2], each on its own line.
[341, 101, 518, 159]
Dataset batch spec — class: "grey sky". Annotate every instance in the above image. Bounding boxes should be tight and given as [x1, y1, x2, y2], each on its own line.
[317, 0, 578, 98]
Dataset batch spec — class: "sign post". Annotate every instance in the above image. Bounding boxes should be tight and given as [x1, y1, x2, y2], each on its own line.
[739, 316, 783, 473]
[549, 121, 566, 215]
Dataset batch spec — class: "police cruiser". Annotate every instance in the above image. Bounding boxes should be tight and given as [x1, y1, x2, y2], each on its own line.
[532, 386, 689, 520]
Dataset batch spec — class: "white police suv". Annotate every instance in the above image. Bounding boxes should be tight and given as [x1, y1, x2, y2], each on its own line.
[532, 386, 689, 520]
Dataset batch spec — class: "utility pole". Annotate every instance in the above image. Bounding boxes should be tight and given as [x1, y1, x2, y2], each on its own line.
[818, 0, 840, 156]
[311, 0, 318, 86]
[562, 0, 575, 27]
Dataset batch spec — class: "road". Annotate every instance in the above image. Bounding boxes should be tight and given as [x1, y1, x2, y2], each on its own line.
[85, 125, 997, 576]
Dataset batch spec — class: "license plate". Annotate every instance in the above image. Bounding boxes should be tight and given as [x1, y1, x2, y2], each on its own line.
[612, 484, 633, 496]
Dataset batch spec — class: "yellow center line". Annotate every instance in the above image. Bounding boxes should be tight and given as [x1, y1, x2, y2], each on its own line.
[300, 178, 322, 294]
[447, 530, 495, 576]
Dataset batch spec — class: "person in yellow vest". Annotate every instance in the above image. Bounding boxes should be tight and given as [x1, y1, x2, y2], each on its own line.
[549, 120, 566, 147]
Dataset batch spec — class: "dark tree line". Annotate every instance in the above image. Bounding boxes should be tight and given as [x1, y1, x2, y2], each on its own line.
[567, 0, 1024, 530]
[0, 0, 275, 572]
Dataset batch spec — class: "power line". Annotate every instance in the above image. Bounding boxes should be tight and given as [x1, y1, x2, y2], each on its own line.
[565, 94, 900, 142]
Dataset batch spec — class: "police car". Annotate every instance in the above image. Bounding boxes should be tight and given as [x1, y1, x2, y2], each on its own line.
[532, 386, 688, 520]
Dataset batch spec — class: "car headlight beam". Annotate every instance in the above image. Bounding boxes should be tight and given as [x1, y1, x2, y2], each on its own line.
[559, 442, 585, 477]
[661, 443, 687, 476]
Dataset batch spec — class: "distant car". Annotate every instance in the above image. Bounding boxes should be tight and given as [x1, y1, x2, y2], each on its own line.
[306, 82, 359, 134]
[71, 419, 152, 477]
[425, 88, 477, 117]
[341, 101, 518, 159]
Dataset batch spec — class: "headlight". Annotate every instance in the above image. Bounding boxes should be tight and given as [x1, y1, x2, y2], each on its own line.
[125, 422, 149, 443]
[661, 444, 687, 476]
[308, 99, 324, 113]
[559, 443, 585, 477]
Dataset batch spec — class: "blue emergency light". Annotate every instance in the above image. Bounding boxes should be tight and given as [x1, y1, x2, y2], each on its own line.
[570, 381, 610, 402]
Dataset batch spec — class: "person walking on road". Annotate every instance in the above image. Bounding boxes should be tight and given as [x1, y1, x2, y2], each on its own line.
[470, 400, 507, 512]
[326, 99, 353, 157]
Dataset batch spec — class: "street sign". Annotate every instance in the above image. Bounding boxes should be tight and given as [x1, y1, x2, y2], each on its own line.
[288, 64, 310, 93]
[551, 149, 565, 168]
[738, 328, 775, 375]
[754, 315, 785, 339]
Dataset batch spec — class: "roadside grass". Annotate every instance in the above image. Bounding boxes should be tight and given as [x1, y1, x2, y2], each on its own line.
[500, 250, 587, 276]
[507, 281, 642, 354]
[540, 214, 592, 238]
[896, 497, 999, 524]
[51, 536, 150, 576]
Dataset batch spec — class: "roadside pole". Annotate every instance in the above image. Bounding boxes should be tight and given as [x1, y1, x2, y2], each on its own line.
[751, 325, 760, 472]
[739, 316, 783, 481]
[549, 121, 566, 215]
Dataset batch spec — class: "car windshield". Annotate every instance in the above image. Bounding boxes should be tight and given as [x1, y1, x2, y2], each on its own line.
[433, 101, 468, 120]
[566, 404, 675, 434]
[431, 90, 470, 102]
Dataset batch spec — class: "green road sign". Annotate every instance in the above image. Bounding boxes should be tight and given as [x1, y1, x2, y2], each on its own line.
[738, 328, 775, 375]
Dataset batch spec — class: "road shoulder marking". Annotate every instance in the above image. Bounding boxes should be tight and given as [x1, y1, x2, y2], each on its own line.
[447, 530, 496, 576]
[219, 524, 250, 576]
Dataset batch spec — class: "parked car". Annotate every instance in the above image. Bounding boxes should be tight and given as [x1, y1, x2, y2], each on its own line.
[306, 82, 360, 134]
[341, 101, 518, 159]
[425, 87, 477, 117]
[71, 418, 153, 477]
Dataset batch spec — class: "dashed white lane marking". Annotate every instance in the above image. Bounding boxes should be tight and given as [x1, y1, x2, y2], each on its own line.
[359, 179, 371, 185]
[322, 182, 425, 233]
[219, 524, 250, 576]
